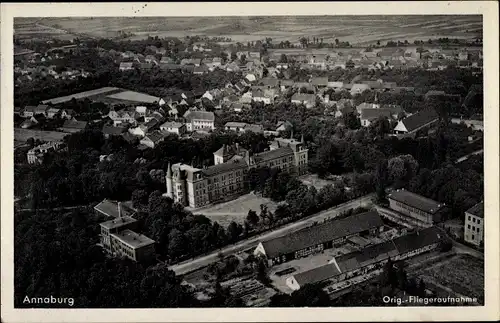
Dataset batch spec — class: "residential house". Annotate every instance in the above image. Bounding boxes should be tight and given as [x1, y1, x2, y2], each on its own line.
[46, 107, 61, 119]
[135, 106, 148, 117]
[393, 109, 439, 138]
[193, 65, 209, 75]
[180, 58, 202, 66]
[22, 106, 37, 118]
[280, 80, 295, 92]
[276, 120, 293, 132]
[119, 62, 134, 72]
[183, 110, 215, 131]
[291, 93, 317, 108]
[60, 109, 75, 120]
[160, 121, 186, 136]
[34, 104, 49, 116]
[27, 141, 64, 164]
[102, 125, 127, 139]
[140, 131, 167, 148]
[108, 109, 138, 127]
[359, 108, 394, 127]
[144, 55, 159, 65]
[252, 89, 274, 105]
[350, 83, 371, 95]
[311, 77, 329, 89]
[463, 201, 484, 247]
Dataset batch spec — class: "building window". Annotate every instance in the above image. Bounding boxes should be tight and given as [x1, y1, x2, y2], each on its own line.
[472, 234, 475, 240]
[477, 219, 481, 225]
[472, 218, 476, 223]
[468, 216, 471, 221]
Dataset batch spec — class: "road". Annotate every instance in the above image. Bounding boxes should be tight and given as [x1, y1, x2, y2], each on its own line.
[169, 193, 375, 275]
[455, 149, 484, 164]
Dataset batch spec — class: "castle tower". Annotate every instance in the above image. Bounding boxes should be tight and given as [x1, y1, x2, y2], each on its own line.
[166, 163, 173, 199]
[372, 92, 380, 109]
[174, 169, 187, 206]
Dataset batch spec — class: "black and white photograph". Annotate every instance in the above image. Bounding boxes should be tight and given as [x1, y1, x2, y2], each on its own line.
[1, 2, 499, 322]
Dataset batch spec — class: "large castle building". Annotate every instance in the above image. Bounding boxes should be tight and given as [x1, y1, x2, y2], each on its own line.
[165, 136, 308, 208]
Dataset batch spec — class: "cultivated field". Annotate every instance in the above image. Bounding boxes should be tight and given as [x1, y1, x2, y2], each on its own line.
[192, 192, 278, 227]
[15, 15, 482, 46]
[416, 254, 484, 303]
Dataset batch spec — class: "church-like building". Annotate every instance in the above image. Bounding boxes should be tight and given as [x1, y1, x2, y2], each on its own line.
[165, 136, 308, 208]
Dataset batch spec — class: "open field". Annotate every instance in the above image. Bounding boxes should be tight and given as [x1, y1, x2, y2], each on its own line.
[415, 254, 484, 303]
[41, 87, 161, 106]
[15, 15, 481, 46]
[14, 128, 69, 145]
[192, 192, 278, 227]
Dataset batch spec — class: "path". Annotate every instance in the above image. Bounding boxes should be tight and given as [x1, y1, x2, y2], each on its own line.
[455, 149, 483, 164]
[169, 194, 375, 276]
[15, 204, 89, 212]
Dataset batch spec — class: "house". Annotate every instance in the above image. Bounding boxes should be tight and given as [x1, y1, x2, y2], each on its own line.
[393, 109, 439, 138]
[160, 121, 186, 136]
[254, 211, 384, 266]
[180, 58, 202, 66]
[145, 55, 159, 65]
[350, 83, 371, 95]
[361, 80, 384, 90]
[102, 125, 127, 139]
[26, 141, 64, 164]
[193, 65, 209, 75]
[34, 104, 49, 116]
[183, 110, 215, 131]
[327, 81, 344, 90]
[252, 89, 274, 105]
[59, 120, 88, 133]
[119, 62, 134, 72]
[359, 108, 394, 127]
[387, 188, 446, 228]
[159, 63, 182, 71]
[291, 93, 317, 108]
[311, 77, 329, 88]
[464, 201, 484, 247]
[46, 107, 61, 119]
[108, 109, 138, 127]
[139, 131, 167, 148]
[135, 106, 148, 117]
[22, 106, 37, 118]
[276, 120, 293, 132]
[225, 122, 248, 132]
[60, 109, 75, 120]
[259, 78, 279, 88]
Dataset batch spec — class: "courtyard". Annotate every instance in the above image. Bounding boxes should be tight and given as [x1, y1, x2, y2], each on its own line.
[191, 192, 278, 227]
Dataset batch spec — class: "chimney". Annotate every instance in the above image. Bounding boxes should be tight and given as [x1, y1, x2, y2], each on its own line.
[117, 202, 122, 218]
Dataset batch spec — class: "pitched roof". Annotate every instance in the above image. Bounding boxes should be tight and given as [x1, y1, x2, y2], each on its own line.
[466, 201, 484, 218]
[291, 93, 316, 103]
[399, 109, 439, 132]
[311, 77, 329, 86]
[293, 264, 342, 287]
[143, 130, 165, 143]
[253, 146, 294, 163]
[260, 211, 384, 258]
[335, 240, 398, 272]
[94, 199, 135, 218]
[185, 110, 215, 122]
[388, 189, 445, 214]
[392, 226, 443, 255]
[102, 125, 127, 136]
[259, 78, 279, 87]
[225, 122, 248, 128]
[202, 158, 248, 176]
[160, 121, 184, 129]
[360, 108, 393, 121]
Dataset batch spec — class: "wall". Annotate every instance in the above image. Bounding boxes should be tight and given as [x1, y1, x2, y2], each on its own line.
[464, 212, 483, 246]
[389, 199, 434, 227]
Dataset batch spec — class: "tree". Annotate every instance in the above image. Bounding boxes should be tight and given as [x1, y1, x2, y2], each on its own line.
[388, 156, 406, 186]
[131, 189, 149, 209]
[246, 210, 259, 227]
[375, 159, 389, 202]
[227, 221, 243, 242]
[342, 112, 361, 130]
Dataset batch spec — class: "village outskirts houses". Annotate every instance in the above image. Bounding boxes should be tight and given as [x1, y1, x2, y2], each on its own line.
[160, 121, 187, 136]
[291, 93, 317, 109]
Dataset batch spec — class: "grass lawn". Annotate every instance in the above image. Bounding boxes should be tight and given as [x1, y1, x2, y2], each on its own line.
[192, 192, 278, 227]
[418, 254, 484, 303]
[299, 174, 340, 190]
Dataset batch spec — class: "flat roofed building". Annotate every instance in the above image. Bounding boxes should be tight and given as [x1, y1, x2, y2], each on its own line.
[254, 211, 384, 266]
[387, 189, 445, 228]
[99, 216, 138, 252]
[110, 229, 156, 262]
[464, 201, 484, 246]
